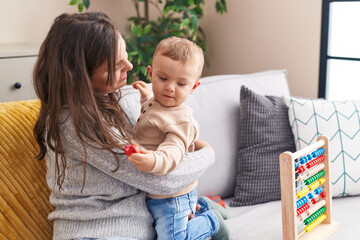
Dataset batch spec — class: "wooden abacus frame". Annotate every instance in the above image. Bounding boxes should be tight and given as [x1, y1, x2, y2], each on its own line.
[279, 136, 340, 240]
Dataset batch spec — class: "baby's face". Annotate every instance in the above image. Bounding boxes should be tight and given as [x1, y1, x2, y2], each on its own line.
[149, 55, 199, 107]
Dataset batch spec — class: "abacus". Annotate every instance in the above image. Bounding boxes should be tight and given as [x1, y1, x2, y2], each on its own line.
[279, 136, 340, 240]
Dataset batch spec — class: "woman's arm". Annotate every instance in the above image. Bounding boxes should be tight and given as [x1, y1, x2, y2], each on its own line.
[62, 119, 215, 195]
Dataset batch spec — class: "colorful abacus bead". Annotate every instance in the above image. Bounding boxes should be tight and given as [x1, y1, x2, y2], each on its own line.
[297, 203, 310, 216]
[311, 148, 325, 158]
[308, 178, 326, 191]
[306, 155, 325, 169]
[296, 196, 308, 208]
[314, 186, 324, 195]
[297, 166, 306, 173]
[319, 192, 326, 198]
[304, 207, 327, 225]
[297, 175, 305, 182]
[296, 188, 309, 199]
[306, 163, 325, 177]
[295, 161, 299, 169]
[299, 156, 308, 164]
[308, 193, 314, 199]
[304, 214, 327, 233]
[306, 200, 326, 216]
[304, 170, 325, 185]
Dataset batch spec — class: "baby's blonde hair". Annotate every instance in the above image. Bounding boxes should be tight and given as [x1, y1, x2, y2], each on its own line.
[153, 36, 204, 79]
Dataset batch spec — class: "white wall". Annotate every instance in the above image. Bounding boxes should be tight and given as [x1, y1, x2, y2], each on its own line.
[0, 0, 322, 98]
[200, 0, 322, 98]
[0, 0, 132, 44]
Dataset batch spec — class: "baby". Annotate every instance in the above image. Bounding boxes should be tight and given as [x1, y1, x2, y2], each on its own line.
[128, 36, 229, 240]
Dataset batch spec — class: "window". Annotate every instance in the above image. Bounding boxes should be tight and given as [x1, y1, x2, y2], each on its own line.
[319, 0, 360, 100]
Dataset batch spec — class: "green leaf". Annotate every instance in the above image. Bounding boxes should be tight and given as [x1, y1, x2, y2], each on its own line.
[188, 0, 195, 6]
[129, 51, 139, 56]
[147, 35, 157, 43]
[78, 2, 84, 12]
[143, 24, 151, 34]
[131, 23, 137, 36]
[189, 25, 195, 36]
[172, 30, 182, 36]
[180, 18, 190, 29]
[83, 0, 90, 9]
[189, 9, 197, 16]
[169, 23, 180, 29]
[137, 25, 143, 36]
[216, 2, 220, 13]
[137, 54, 143, 65]
[140, 66, 148, 77]
[138, 34, 146, 44]
[69, 0, 79, 6]
[191, 15, 198, 28]
[192, 30, 197, 41]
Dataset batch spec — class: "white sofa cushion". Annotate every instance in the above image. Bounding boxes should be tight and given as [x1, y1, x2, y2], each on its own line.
[285, 97, 360, 197]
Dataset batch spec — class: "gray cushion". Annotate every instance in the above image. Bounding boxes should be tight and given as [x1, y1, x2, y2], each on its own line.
[230, 86, 296, 207]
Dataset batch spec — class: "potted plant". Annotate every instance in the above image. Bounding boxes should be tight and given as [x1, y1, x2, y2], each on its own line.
[69, 0, 227, 83]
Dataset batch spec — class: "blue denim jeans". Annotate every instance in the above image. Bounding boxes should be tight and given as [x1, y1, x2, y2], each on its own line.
[75, 238, 136, 240]
[146, 190, 219, 240]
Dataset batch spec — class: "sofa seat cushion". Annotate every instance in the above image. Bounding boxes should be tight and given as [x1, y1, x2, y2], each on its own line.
[223, 196, 358, 239]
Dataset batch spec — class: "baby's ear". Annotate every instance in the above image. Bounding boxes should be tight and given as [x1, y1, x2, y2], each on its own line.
[192, 80, 201, 90]
[191, 80, 201, 93]
[147, 65, 153, 82]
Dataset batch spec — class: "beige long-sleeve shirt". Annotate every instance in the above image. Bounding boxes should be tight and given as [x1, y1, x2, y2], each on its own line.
[132, 96, 199, 198]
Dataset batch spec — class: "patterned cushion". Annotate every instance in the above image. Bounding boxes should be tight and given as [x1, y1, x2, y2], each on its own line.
[231, 86, 296, 207]
[285, 97, 360, 197]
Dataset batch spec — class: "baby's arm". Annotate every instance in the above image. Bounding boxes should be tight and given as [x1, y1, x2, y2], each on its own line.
[127, 133, 185, 175]
[128, 139, 213, 173]
[129, 121, 195, 175]
[132, 81, 152, 100]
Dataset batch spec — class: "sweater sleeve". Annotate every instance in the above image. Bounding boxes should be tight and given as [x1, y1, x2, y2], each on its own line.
[61, 119, 215, 196]
[151, 122, 196, 175]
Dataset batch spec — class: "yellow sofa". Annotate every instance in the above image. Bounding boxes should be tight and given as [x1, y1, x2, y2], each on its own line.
[0, 100, 53, 240]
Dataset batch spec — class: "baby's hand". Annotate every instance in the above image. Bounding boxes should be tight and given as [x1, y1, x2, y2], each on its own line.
[132, 81, 152, 99]
[194, 139, 212, 151]
[128, 149, 155, 172]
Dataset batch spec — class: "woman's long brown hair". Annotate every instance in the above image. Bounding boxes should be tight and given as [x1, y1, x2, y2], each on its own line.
[33, 12, 132, 191]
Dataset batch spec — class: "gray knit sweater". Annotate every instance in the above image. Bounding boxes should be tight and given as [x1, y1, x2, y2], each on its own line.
[46, 110, 215, 240]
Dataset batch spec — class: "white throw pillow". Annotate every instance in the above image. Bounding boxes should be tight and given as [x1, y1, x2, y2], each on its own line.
[284, 97, 360, 197]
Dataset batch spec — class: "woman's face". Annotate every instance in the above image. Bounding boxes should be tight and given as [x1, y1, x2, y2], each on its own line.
[91, 33, 133, 94]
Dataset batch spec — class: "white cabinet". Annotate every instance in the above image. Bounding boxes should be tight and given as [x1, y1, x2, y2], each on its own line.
[0, 43, 39, 102]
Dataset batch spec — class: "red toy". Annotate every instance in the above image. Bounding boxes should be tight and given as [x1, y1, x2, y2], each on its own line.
[124, 144, 142, 156]
[207, 195, 225, 208]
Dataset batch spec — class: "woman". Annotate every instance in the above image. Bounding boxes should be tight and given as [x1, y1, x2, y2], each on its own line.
[33, 12, 215, 240]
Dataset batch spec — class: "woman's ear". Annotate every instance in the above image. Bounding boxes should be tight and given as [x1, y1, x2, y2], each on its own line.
[148, 65, 153, 82]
